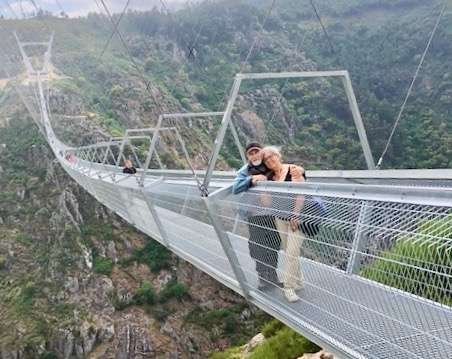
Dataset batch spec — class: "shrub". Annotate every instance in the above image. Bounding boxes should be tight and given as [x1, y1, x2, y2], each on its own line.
[0, 255, 7, 270]
[134, 282, 156, 305]
[93, 256, 114, 276]
[361, 215, 452, 305]
[210, 347, 243, 359]
[261, 319, 285, 338]
[15, 283, 38, 315]
[81, 223, 114, 241]
[109, 290, 133, 311]
[16, 233, 33, 246]
[151, 305, 171, 322]
[133, 241, 171, 273]
[250, 327, 320, 359]
[159, 281, 189, 302]
[39, 352, 58, 359]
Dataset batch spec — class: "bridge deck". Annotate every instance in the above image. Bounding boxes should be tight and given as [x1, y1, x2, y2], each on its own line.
[158, 206, 452, 359]
[62, 163, 452, 359]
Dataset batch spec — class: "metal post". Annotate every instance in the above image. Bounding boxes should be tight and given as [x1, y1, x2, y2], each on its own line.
[218, 71, 375, 171]
[203, 76, 243, 189]
[102, 143, 112, 165]
[229, 120, 246, 165]
[204, 188, 250, 299]
[115, 138, 127, 168]
[140, 183, 170, 248]
[140, 115, 164, 186]
[129, 144, 143, 168]
[87, 147, 98, 176]
[180, 186, 190, 216]
[14, 31, 35, 75]
[173, 127, 203, 182]
[341, 72, 376, 169]
[155, 151, 164, 169]
[346, 200, 370, 274]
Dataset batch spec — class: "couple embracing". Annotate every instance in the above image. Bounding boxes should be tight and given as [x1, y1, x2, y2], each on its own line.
[233, 142, 306, 303]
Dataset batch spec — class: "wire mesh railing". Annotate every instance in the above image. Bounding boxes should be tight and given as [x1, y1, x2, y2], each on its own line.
[58, 154, 452, 358]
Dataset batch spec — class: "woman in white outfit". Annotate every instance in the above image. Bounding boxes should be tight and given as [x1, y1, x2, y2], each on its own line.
[262, 146, 305, 303]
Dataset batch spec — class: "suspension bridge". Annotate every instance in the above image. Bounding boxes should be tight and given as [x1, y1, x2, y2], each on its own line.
[0, 0, 451, 351]
[4, 28, 451, 359]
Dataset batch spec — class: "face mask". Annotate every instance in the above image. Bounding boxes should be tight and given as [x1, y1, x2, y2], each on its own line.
[251, 159, 262, 166]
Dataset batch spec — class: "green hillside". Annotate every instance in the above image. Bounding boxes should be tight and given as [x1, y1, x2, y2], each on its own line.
[1, 0, 451, 170]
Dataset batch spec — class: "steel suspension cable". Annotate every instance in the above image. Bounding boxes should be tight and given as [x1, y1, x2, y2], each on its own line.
[3, 0, 18, 18]
[54, 0, 64, 15]
[265, 2, 316, 142]
[239, 0, 277, 73]
[309, 0, 338, 61]
[203, 0, 281, 177]
[211, 0, 278, 117]
[98, 0, 131, 61]
[156, 0, 225, 104]
[95, 0, 164, 114]
[96, 0, 214, 193]
[376, 0, 447, 169]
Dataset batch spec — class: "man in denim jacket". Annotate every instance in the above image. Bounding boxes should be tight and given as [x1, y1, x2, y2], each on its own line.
[232, 142, 282, 290]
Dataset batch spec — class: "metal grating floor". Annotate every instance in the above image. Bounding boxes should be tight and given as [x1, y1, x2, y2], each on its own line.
[156, 205, 452, 359]
[63, 164, 452, 359]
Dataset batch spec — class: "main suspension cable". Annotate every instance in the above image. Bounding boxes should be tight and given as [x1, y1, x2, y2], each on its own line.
[376, 0, 447, 169]
[309, 0, 338, 61]
[240, 0, 277, 73]
[95, 0, 164, 114]
[98, 0, 131, 61]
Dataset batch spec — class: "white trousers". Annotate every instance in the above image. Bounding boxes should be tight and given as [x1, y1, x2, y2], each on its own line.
[275, 219, 304, 289]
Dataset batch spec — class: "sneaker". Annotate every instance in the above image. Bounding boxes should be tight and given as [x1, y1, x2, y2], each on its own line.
[284, 288, 300, 303]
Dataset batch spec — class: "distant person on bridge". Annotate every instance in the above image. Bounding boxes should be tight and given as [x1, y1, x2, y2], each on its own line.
[262, 146, 306, 303]
[123, 159, 137, 174]
[232, 142, 283, 291]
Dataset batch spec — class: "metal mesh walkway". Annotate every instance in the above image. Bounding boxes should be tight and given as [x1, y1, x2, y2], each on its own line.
[60, 160, 452, 359]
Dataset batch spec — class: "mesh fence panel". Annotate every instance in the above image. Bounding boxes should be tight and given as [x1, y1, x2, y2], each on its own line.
[61, 158, 452, 358]
[214, 186, 452, 358]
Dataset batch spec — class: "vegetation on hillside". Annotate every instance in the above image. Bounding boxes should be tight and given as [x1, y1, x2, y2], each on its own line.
[362, 215, 452, 306]
[210, 319, 320, 359]
[2, 0, 450, 170]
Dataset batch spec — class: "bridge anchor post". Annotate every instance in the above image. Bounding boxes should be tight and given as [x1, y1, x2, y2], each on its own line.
[346, 200, 371, 274]
[204, 190, 251, 299]
[140, 186, 171, 248]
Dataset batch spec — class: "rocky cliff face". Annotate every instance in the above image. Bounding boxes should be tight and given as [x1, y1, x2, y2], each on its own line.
[0, 108, 267, 358]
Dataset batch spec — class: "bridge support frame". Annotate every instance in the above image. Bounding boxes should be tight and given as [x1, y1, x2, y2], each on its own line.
[204, 70, 376, 189]
[204, 186, 251, 299]
[140, 186, 171, 248]
[346, 200, 371, 275]
[139, 112, 246, 188]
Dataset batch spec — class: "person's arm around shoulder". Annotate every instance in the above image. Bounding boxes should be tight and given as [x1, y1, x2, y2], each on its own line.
[289, 165, 305, 183]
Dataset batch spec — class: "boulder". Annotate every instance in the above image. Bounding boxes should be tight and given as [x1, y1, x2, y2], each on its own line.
[243, 333, 265, 353]
[299, 350, 334, 359]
